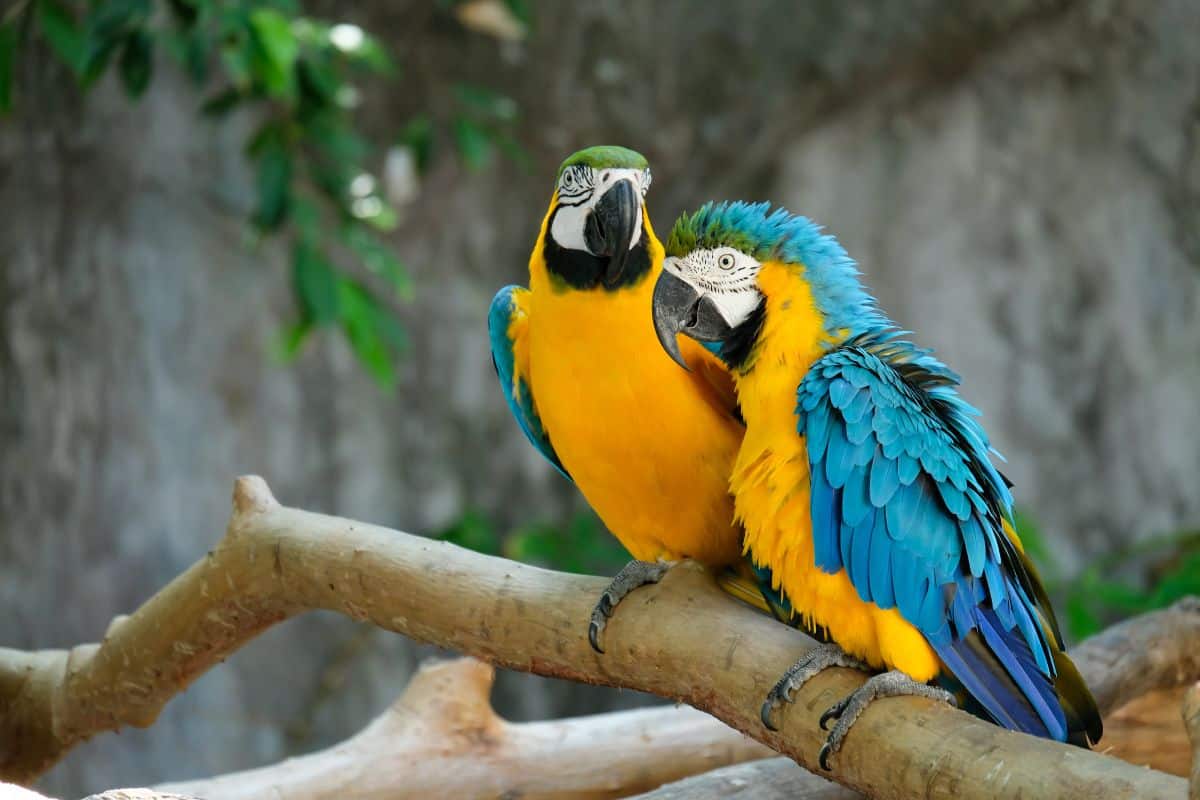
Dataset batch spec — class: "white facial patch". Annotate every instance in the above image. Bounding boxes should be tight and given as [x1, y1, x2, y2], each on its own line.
[549, 167, 649, 254]
[663, 247, 763, 327]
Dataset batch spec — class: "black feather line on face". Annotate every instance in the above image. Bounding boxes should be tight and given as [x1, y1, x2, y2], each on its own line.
[543, 206, 652, 291]
[719, 298, 766, 371]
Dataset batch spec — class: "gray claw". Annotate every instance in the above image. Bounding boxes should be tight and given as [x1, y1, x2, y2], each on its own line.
[759, 643, 870, 731]
[817, 670, 957, 769]
[588, 560, 672, 654]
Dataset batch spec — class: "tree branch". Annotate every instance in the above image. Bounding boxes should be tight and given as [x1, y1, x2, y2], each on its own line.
[1184, 682, 1200, 800]
[628, 757, 856, 800]
[0, 476, 1193, 799]
[156, 657, 771, 800]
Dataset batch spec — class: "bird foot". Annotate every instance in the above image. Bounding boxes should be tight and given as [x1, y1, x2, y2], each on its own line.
[816, 670, 957, 770]
[760, 643, 870, 731]
[588, 559, 673, 653]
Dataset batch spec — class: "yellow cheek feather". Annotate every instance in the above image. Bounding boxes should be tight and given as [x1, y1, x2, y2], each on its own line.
[520, 198, 745, 566]
[732, 261, 941, 681]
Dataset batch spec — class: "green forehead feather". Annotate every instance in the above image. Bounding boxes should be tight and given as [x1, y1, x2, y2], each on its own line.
[556, 146, 648, 178]
[666, 202, 775, 260]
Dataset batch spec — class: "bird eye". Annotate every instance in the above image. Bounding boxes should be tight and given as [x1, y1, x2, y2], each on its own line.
[561, 171, 575, 188]
[718, 253, 736, 270]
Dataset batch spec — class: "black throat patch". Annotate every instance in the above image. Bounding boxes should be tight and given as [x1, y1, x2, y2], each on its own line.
[542, 207, 653, 291]
[720, 299, 766, 372]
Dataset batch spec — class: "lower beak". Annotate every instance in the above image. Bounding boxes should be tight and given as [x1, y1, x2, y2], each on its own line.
[652, 271, 703, 370]
[586, 179, 639, 287]
[652, 271, 736, 370]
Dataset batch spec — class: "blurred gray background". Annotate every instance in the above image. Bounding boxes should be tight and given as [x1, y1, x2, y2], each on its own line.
[1, 0, 1198, 796]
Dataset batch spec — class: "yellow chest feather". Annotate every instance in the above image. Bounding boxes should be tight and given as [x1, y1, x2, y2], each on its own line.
[521, 220, 744, 565]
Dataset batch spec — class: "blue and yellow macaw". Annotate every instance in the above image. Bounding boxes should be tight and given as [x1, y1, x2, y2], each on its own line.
[488, 147, 746, 649]
[650, 201, 1102, 764]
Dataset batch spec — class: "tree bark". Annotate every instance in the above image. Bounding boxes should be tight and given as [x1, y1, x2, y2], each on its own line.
[0, 477, 1193, 799]
[157, 657, 770, 800]
[1184, 682, 1200, 800]
[628, 758, 857, 800]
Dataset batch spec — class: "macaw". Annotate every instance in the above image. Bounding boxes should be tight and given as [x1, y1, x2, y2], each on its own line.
[488, 147, 746, 649]
[650, 201, 1102, 765]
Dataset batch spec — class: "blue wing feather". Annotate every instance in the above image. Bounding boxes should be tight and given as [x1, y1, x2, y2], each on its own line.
[488, 286, 569, 480]
[796, 330, 1069, 741]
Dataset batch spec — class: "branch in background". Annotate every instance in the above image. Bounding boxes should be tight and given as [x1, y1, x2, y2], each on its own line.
[1070, 595, 1200, 713]
[157, 657, 770, 800]
[0, 477, 1193, 799]
[1184, 682, 1200, 800]
[629, 758, 855, 800]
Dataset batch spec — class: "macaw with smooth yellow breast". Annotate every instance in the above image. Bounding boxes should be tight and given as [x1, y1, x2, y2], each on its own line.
[488, 147, 746, 648]
[651, 201, 1102, 765]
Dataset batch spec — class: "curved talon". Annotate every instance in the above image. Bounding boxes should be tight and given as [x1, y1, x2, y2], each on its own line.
[587, 560, 672, 654]
[588, 620, 605, 654]
[819, 702, 844, 731]
[818, 742, 834, 771]
[760, 700, 780, 731]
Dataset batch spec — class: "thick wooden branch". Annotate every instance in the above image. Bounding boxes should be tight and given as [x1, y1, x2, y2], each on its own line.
[156, 657, 771, 800]
[0, 476, 1193, 799]
[1185, 682, 1200, 800]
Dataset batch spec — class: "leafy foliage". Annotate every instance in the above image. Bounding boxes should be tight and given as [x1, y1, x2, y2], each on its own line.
[1, 0, 526, 387]
[436, 508, 629, 576]
[1016, 507, 1200, 640]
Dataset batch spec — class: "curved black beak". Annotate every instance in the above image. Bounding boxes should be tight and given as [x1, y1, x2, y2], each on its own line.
[585, 179, 639, 287]
[652, 270, 732, 370]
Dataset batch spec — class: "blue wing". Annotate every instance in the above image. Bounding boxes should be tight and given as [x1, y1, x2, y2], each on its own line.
[797, 329, 1069, 741]
[488, 286, 569, 480]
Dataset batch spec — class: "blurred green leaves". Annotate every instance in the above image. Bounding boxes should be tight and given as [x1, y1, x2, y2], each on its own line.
[0, 21, 15, 114]
[3, 0, 530, 388]
[437, 509, 629, 576]
[1016, 507, 1200, 640]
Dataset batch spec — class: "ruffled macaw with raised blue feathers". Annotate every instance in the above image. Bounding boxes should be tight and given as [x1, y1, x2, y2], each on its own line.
[650, 201, 1102, 765]
[488, 147, 746, 649]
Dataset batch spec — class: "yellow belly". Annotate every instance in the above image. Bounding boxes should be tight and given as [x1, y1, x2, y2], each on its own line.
[734, 411, 941, 681]
[526, 278, 744, 566]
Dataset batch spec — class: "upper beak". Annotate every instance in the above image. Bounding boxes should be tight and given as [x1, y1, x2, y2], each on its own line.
[652, 270, 732, 370]
[585, 179, 639, 287]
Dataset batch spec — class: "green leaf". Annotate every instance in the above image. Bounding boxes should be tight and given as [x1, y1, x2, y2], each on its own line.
[175, 29, 209, 83]
[199, 86, 241, 116]
[398, 115, 433, 173]
[219, 32, 253, 89]
[165, 0, 200, 28]
[37, 0, 86, 75]
[80, 0, 150, 84]
[118, 30, 153, 98]
[343, 226, 410, 299]
[273, 320, 312, 361]
[296, 58, 339, 109]
[503, 0, 533, 27]
[248, 8, 298, 98]
[0, 22, 15, 115]
[1064, 594, 1102, 640]
[293, 242, 340, 324]
[455, 83, 517, 121]
[452, 116, 493, 171]
[338, 280, 395, 387]
[85, 0, 150, 42]
[253, 131, 292, 230]
[436, 510, 501, 555]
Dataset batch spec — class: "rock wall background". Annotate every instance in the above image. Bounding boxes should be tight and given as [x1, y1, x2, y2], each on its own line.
[1, 0, 1196, 795]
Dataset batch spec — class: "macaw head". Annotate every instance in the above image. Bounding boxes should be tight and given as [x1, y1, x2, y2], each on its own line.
[652, 201, 882, 371]
[540, 146, 655, 291]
